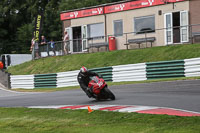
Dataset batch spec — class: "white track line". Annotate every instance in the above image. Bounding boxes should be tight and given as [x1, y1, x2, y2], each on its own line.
[0, 87, 43, 94]
[27, 104, 200, 115]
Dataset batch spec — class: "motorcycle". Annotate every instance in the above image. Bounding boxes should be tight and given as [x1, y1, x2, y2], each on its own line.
[88, 76, 115, 100]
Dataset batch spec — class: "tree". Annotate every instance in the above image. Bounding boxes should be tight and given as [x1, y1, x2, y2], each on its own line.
[0, 0, 122, 54]
[42, 0, 62, 41]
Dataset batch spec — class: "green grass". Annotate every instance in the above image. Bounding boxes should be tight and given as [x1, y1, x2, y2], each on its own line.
[13, 85, 80, 92]
[0, 108, 199, 133]
[7, 43, 200, 75]
[4, 44, 200, 132]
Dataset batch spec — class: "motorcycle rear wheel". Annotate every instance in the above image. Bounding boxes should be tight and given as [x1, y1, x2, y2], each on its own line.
[104, 87, 115, 100]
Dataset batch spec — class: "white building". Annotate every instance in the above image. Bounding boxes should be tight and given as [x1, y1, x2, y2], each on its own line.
[60, 0, 200, 53]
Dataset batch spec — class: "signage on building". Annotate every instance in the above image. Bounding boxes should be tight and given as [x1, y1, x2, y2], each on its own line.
[60, 0, 186, 20]
[60, 7, 104, 20]
[104, 0, 186, 14]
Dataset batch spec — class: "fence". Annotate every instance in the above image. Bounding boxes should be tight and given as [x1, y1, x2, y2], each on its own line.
[9, 57, 200, 89]
[38, 41, 64, 58]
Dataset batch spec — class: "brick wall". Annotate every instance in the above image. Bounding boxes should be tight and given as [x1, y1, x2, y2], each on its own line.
[63, 20, 71, 34]
[190, 0, 200, 32]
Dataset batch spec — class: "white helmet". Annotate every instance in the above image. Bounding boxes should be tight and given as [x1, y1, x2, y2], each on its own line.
[80, 66, 88, 75]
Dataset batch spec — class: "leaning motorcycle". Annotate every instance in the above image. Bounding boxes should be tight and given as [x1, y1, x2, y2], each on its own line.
[87, 76, 115, 100]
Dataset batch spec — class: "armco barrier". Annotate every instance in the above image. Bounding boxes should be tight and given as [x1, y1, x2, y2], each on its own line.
[34, 73, 57, 88]
[9, 57, 200, 89]
[90, 67, 113, 81]
[112, 63, 146, 82]
[184, 57, 200, 77]
[10, 75, 34, 89]
[146, 60, 185, 79]
[57, 70, 79, 88]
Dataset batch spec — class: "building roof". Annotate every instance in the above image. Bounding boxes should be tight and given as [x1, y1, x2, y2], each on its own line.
[60, 0, 136, 13]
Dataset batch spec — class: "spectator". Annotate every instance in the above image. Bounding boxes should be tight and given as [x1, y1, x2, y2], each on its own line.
[63, 31, 69, 55]
[41, 35, 47, 45]
[30, 37, 35, 52]
[30, 37, 35, 59]
[41, 35, 49, 56]
[49, 39, 56, 56]
[30, 37, 39, 59]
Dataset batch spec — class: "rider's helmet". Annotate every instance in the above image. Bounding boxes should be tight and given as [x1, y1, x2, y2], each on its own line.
[80, 66, 88, 76]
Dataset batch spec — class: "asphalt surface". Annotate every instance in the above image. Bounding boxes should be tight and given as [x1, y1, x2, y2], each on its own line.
[0, 80, 200, 112]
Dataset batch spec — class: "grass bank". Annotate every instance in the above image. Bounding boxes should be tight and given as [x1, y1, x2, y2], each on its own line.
[0, 108, 199, 133]
[8, 43, 200, 75]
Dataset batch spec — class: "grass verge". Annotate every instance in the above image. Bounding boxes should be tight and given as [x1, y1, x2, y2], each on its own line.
[13, 86, 80, 92]
[0, 108, 200, 133]
[7, 43, 200, 75]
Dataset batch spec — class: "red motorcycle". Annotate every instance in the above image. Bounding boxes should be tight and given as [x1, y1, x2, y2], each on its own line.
[88, 76, 115, 100]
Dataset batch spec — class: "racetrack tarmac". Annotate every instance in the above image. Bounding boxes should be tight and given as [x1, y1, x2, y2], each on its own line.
[0, 80, 200, 112]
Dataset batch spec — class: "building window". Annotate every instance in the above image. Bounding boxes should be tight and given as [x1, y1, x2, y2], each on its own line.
[134, 15, 155, 34]
[114, 20, 123, 36]
[88, 23, 104, 38]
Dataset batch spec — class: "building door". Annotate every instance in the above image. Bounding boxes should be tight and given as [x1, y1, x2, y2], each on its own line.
[72, 27, 82, 52]
[180, 11, 189, 43]
[173, 12, 180, 43]
[164, 11, 189, 45]
[82, 25, 88, 52]
[66, 26, 88, 53]
[65, 27, 73, 53]
[164, 13, 173, 45]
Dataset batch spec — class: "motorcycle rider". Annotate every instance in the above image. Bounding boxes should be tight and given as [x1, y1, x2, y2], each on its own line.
[77, 66, 100, 98]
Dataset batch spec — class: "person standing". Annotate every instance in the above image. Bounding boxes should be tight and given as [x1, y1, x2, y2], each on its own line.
[63, 31, 69, 55]
[30, 37, 35, 52]
[41, 35, 49, 56]
[49, 39, 56, 56]
[30, 37, 39, 59]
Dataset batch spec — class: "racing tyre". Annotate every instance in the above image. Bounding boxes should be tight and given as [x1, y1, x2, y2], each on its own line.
[104, 87, 115, 100]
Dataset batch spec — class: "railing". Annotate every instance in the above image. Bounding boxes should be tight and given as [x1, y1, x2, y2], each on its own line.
[32, 24, 200, 59]
[36, 37, 108, 58]
[38, 41, 64, 58]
